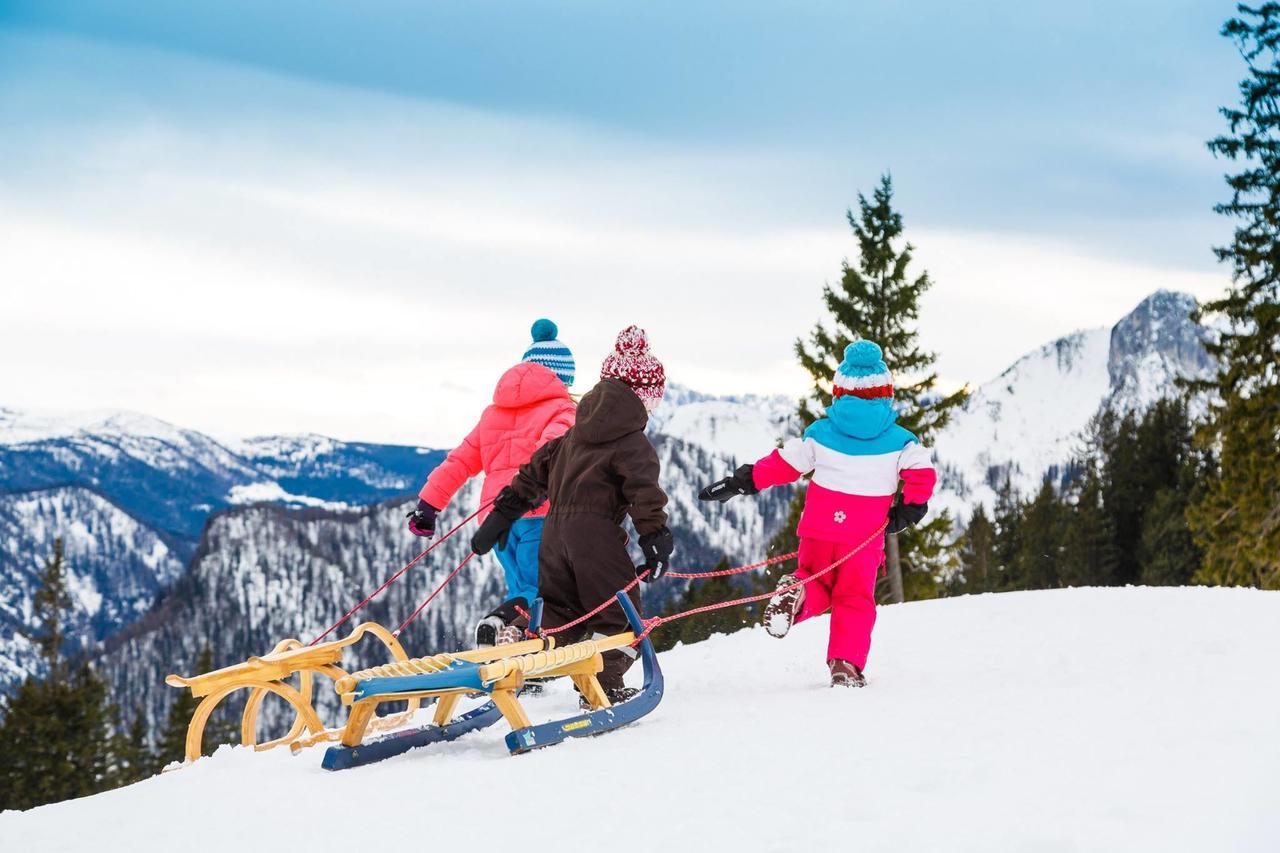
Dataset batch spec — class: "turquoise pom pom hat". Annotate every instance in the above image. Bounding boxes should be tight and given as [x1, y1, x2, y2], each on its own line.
[832, 340, 894, 400]
[521, 318, 575, 386]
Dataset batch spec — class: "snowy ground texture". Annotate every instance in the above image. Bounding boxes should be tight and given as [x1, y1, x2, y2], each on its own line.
[6, 586, 1279, 853]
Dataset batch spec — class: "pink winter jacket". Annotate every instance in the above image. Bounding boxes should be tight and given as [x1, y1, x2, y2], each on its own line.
[419, 363, 576, 519]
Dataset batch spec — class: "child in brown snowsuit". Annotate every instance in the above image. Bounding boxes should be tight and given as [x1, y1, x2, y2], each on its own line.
[471, 326, 672, 701]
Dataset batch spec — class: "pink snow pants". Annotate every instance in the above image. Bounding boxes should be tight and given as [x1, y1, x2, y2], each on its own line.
[793, 537, 883, 669]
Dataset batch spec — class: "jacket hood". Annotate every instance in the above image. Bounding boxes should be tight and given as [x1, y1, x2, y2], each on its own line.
[574, 378, 648, 444]
[492, 363, 571, 409]
[825, 395, 899, 439]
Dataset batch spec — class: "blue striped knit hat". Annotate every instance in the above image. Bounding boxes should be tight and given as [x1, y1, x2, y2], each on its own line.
[833, 340, 894, 400]
[521, 319, 575, 387]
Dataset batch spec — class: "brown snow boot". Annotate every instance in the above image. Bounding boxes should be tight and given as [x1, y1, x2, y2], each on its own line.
[828, 659, 867, 688]
[763, 573, 805, 638]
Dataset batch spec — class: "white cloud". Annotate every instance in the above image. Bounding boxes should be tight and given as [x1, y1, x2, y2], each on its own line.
[0, 33, 1230, 446]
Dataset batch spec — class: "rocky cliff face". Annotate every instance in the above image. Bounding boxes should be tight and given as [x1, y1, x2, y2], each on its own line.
[932, 290, 1215, 520]
[1107, 291, 1215, 411]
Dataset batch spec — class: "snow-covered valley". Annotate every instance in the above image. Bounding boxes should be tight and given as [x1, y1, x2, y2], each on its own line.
[5, 586, 1277, 852]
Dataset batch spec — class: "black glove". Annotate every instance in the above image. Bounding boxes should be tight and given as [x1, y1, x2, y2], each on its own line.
[406, 500, 439, 538]
[698, 464, 759, 503]
[470, 488, 535, 555]
[886, 502, 928, 535]
[637, 527, 675, 581]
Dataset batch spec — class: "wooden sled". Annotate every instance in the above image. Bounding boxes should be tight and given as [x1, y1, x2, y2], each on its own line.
[321, 592, 664, 770]
[165, 593, 663, 770]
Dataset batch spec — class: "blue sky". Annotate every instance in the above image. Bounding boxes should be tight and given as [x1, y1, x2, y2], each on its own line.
[0, 2, 1245, 443]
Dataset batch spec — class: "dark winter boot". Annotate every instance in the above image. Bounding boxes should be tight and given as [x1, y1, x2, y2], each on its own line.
[474, 616, 505, 648]
[763, 574, 805, 639]
[828, 659, 867, 688]
[474, 597, 531, 647]
[578, 685, 639, 711]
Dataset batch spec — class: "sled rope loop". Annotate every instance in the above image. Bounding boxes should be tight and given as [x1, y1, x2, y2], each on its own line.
[310, 499, 494, 645]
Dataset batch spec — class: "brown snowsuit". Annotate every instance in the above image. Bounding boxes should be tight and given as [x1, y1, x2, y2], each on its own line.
[506, 378, 668, 690]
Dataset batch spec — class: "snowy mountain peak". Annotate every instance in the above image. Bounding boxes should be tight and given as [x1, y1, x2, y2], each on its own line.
[1107, 290, 1213, 409]
[648, 382, 796, 463]
[0, 406, 195, 446]
[933, 289, 1214, 518]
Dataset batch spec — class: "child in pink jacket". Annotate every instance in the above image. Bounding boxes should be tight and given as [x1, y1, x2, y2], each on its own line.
[407, 319, 576, 645]
[698, 340, 936, 687]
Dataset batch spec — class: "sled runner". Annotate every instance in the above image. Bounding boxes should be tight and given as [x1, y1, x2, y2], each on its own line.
[321, 591, 663, 770]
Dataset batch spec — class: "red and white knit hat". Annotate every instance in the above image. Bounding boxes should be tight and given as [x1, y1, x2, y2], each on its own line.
[601, 325, 665, 411]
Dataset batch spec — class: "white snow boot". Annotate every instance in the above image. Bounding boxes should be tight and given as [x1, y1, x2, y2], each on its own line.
[763, 573, 805, 639]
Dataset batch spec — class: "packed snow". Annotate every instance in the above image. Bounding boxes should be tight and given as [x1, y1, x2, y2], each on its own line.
[5, 586, 1277, 852]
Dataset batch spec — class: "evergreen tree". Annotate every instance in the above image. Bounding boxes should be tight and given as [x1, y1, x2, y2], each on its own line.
[793, 175, 968, 601]
[992, 477, 1024, 590]
[1060, 466, 1119, 587]
[32, 538, 72, 681]
[1138, 488, 1203, 586]
[0, 541, 116, 810]
[1016, 480, 1067, 589]
[1099, 410, 1145, 584]
[155, 645, 232, 767]
[111, 706, 156, 785]
[1192, 4, 1280, 589]
[957, 504, 999, 593]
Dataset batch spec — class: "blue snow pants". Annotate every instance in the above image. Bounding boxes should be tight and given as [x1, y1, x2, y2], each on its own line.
[494, 517, 543, 605]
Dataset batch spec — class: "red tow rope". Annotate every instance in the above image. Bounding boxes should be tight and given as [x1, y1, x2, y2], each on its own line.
[308, 499, 492, 645]
[631, 521, 886, 645]
[534, 522, 888, 646]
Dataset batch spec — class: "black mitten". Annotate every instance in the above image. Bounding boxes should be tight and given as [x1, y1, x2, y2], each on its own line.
[638, 527, 675, 581]
[698, 464, 759, 503]
[886, 502, 929, 535]
[471, 488, 535, 554]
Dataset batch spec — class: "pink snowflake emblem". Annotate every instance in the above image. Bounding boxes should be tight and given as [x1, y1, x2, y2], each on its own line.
[833, 510, 847, 524]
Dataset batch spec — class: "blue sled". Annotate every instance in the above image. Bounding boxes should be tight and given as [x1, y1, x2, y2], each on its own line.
[321, 700, 503, 771]
[505, 591, 663, 754]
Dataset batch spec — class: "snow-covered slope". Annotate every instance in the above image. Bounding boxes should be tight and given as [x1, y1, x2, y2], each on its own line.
[7, 586, 1278, 852]
[933, 291, 1214, 518]
[648, 383, 795, 463]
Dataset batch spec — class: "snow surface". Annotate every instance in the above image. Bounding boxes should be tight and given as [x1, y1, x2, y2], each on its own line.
[5, 586, 1278, 852]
